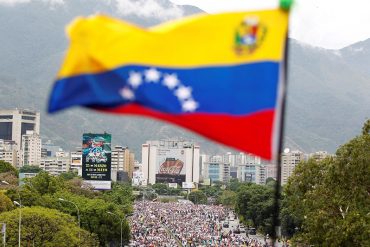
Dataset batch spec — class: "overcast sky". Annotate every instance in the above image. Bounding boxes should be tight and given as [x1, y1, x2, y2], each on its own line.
[1, 0, 370, 49]
[172, 0, 370, 49]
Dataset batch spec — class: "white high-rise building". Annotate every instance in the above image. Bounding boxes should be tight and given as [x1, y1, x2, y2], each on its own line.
[0, 139, 19, 167]
[142, 139, 200, 185]
[0, 109, 40, 150]
[281, 150, 304, 185]
[21, 130, 41, 166]
[40, 156, 70, 175]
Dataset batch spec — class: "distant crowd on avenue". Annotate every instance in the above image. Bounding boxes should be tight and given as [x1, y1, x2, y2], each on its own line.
[129, 201, 269, 247]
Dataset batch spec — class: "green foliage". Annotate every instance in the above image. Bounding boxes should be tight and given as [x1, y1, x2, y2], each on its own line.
[0, 206, 98, 246]
[188, 190, 207, 205]
[59, 171, 79, 180]
[19, 165, 42, 174]
[26, 171, 64, 195]
[55, 191, 130, 246]
[218, 190, 237, 207]
[283, 121, 370, 245]
[102, 183, 134, 214]
[235, 183, 274, 234]
[0, 192, 13, 213]
[0, 160, 18, 176]
[227, 178, 241, 192]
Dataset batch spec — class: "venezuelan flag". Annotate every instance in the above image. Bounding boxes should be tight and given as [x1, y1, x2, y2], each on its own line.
[48, 9, 289, 160]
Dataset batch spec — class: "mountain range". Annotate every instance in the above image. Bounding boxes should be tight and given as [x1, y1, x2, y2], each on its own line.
[0, 0, 369, 158]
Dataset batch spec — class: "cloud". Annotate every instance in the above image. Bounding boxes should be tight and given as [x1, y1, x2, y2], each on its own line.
[0, 0, 64, 6]
[114, 0, 184, 21]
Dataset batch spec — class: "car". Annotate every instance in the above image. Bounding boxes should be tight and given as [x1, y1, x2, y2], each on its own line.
[240, 227, 246, 233]
[233, 228, 241, 234]
[248, 228, 256, 235]
[223, 222, 229, 228]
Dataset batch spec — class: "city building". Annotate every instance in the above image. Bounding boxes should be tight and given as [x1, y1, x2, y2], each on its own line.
[0, 139, 19, 167]
[281, 150, 304, 185]
[141, 139, 200, 185]
[111, 145, 135, 179]
[39, 156, 70, 175]
[200, 152, 266, 184]
[309, 151, 331, 162]
[0, 109, 40, 149]
[42, 140, 63, 157]
[21, 130, 41, 166]
[70, 149, 82, 176]
[202, 161, 231, 183]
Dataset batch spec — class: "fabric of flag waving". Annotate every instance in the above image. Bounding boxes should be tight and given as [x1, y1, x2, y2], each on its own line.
[48, 10, 289, 160]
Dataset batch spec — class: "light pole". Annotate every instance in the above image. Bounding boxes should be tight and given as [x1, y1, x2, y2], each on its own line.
[107, 212, 125, 247]
[13, 201, 21, 247]
[0, 223, 5, 247]
[108, 212, 133, 247]
[58, 198, 80, 245]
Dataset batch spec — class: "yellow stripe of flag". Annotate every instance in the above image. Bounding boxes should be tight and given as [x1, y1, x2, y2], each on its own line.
[58, 10, 288, 79]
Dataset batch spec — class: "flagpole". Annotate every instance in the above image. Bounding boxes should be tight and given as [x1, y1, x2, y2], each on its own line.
[272, 36, 290, 246]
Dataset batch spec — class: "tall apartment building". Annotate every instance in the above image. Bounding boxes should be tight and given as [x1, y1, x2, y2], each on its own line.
[281, 150, 304, 185]
[111, 146, 135, 179]
[70, 149, 82, 176]
[202, 161, 231, 183]
[21, 130, 41, 166]
[40, 156, 70, 176]
[0, 139, 19, 167]
[0, 109, 40, 149]
[142, 139, 200, 185]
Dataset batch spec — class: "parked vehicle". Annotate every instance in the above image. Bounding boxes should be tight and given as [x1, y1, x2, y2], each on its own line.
[248, 227, 256, 235]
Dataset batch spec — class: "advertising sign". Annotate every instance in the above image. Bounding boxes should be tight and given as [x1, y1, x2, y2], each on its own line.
[82, 133, 111, 189]
[155, 148, 186, 184]
[182, 182, 195, 189]
[168, 183, 178, 189]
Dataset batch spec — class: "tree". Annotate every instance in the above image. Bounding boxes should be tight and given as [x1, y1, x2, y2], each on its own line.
[218, 190, 237, 207]
[235, 183, 274, 234]
[188, 190, 207, 204]
[54, 191, 131, 246]
[227, 178, 241, 192]
[284, 120, 370, 246]
[0, 206, 98, 246]
[0, 160, 17, 175]
[152, 183, 168, 195]
[0, 192, 13, 213]
[19, 165, 42, 173]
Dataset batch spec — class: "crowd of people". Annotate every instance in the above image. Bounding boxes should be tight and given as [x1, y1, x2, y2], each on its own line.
[128, 201, 268, 247]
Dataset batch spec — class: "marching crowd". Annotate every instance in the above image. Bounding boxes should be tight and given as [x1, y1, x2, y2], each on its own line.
[128, 201, 268, 247]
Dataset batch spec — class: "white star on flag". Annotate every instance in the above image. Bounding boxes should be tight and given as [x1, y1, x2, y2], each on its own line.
[182, 99, 199, 112]
[128, 71, 142, 88]
[119, 87, 135, 100]
[163, 74, 179, 89]
[175, 86, 192, 101]
[144, 68, 161, 82]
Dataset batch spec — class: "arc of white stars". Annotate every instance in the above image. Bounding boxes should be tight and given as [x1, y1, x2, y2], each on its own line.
[119, 87, 135, 100]
[144, 68, 161, 82]
[128, 71, 142, 88]
[163, 73, 179, 89]
[182, 99, 199, 112]
[175, 86, 192, 101]
[119, 69, 199, 112]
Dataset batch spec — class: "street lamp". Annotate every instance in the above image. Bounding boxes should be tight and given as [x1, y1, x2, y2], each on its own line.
[107, 212, 133, 247]
[58, 198, 80, 244]
[13, 201, 21, 247]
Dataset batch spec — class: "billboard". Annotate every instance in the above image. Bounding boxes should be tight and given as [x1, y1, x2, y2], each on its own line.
[182, 182, 195, 189]
[155, 148, 186, 184]
[82, 133, 111, 189]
